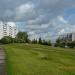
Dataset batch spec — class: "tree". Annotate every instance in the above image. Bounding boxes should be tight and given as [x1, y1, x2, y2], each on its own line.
[47, 40, 52, 46]
[32, 39, 38, 44]
[42, 40, 51, 46]
[60, 42, 66, 48]
[56, 38, 61, 43]
[39, 37, 42, 44]
[17, 32, 29, 43]
[0, 36, 13, 44]
[67, 41, 75, 48]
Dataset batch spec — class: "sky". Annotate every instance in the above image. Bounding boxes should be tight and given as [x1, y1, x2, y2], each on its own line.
[0, 0, 75, 41]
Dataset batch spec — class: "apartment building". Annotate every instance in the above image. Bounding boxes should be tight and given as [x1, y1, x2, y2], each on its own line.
[0, 21, 17, 39]
[72, 32, 75, 41]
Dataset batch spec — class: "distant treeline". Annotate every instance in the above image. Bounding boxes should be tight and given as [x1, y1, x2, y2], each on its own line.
[55, 37, 75, 48]
[31, 37, 51, 46]
[1, 31, 75, 48]
[0, 32, 51, 46]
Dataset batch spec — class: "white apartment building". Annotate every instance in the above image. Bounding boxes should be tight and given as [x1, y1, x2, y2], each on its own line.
[72, 32, 75, 41]
[0, 21, 17, 39]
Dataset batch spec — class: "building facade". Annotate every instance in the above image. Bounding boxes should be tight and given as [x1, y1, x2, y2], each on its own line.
[0, 21, 17, 39]
[72, 32, 75, 41]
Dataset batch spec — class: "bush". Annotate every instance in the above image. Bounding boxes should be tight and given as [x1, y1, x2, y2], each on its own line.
[60, 42, 66, 48]
[66, 41, 75, 48]
[0, 36, 13, 44]
[42, 40, 51, 46]
[32, 39, 38, 44]
[54, 43, 59, 47]
[54, 41, 66, 48]
[0, 32, 30, 44]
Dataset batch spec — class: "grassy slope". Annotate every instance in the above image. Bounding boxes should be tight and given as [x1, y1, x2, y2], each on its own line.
[3, 43, 75, 75]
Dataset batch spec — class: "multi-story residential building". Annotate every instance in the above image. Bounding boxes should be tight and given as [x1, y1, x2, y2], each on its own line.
[0, 21, 4, 39]
[72, 32, 75, 41]
[0, 21, 17, 39]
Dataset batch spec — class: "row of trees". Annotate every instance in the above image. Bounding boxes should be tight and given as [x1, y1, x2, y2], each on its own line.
[32, 38, 51, 46]
[0, 32, 52, 46]
[1, 31, 75, 48]
[0, 32, 29, 44]
[55, 38, 75, 48]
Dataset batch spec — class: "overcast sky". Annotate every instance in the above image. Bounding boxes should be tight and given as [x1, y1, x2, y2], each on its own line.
[0, 0, 75, 41]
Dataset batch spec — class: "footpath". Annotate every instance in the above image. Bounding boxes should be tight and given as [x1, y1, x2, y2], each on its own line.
[0, 48, 6, 75]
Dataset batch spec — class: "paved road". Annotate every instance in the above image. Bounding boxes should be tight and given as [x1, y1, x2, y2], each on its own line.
[0, 48, 6, 75]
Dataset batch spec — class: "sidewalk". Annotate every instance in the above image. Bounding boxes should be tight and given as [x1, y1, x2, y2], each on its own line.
[0, 48, 6, 75]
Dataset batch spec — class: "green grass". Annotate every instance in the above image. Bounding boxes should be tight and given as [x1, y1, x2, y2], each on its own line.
[3, 43, 75, 75]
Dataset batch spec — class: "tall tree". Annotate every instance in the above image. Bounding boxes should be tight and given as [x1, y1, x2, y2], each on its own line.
[39, 37, 42, 44]
[17, 32, 28, 43]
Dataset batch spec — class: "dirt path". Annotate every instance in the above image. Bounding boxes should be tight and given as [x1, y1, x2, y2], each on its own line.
[0, 48, 6, 75]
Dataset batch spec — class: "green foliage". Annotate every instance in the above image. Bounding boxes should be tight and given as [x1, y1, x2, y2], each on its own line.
[38, 38, 51, 46]
[17, 32, 29, 43]
[55, 37, 75, 48]
[38, 37, 42, 44]
[0, 32, 29, 44]
[31, 38, 52, 46]
[59, 42, 66, 48]
[55, 42, 66, 48]
[32, 39, 38, 44]
[42, 40, 51, 46]
[0, 32, 52, 45]
[0, 36, 13, 44]
[66, 41, 75, 48]
[56, 38, 61, 43]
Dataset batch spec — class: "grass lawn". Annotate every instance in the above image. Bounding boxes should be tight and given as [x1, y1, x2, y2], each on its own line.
[3, 43, 75, 75]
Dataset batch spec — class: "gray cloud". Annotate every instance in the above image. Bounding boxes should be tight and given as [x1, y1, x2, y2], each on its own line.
[0, 0, 75, 41]
[0, 0, 75, 21]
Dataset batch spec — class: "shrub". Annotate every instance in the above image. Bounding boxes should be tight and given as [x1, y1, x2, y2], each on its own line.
[0, 36, 13, 44]
[66, 41, 75, 48]
[60, 42, 66, 48]
[32, 39, 38, 44]
[42, 40, 51, 46]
